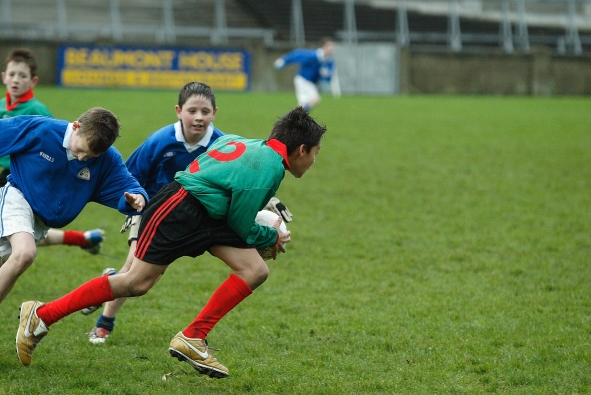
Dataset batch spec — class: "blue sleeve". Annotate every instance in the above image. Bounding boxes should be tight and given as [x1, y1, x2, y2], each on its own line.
[93, 148, 148, 214]
[0, 116, 54, 157]
[281, 49, 319, 67]
[125, 139, 156, 188]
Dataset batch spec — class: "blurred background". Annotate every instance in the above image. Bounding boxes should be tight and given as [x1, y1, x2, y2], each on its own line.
[0, 0, 589, 95]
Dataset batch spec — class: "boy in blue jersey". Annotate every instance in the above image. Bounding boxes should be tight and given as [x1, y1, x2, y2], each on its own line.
[1, 48, 106, 255]
[0, 107, 148, 306]
[84, 81, 225, 343]
[85, 82, 294, 344]
[16, 107, 326, 379]
[274, 37, 340, 111]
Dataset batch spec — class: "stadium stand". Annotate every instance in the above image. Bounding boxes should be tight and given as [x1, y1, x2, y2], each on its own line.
[0, 0, 589, 54]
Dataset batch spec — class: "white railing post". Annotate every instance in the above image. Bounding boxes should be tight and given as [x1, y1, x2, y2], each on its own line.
[448, 0, 462, 52]
[212, 0, 228, 45]
[566, 0, 582, 55]
[515, 0, 529, 52]
[110, 0, 123, 42]
[163, 0, 176, 44]
[343, 0, 358, 44]
[501, 0, 514, 53]
[396, 0, 409, 47]
[290, 0, 305, 46]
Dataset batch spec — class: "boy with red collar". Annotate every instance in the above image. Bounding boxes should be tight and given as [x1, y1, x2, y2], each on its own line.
[0, 48, 106, 254]
[16, 107, 326, 379]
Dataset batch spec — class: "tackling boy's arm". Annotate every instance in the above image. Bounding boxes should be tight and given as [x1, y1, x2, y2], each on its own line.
[124, 192, 146, 212]
[92, 149, 149, 214]
[0, 116, 43, 157]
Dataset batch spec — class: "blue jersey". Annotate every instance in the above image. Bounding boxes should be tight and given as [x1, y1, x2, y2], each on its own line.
[278, 48, 335, 84]
[125, 121, 225, 198]
[0, 115, 148, 228]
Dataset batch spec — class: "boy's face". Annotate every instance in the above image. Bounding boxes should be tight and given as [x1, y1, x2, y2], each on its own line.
[288, 142, 321, 178]
[322, 41, 335, 57]
[175, 94, 217, 145]
[2, 61, 38, 101]
[69, 122, 99, 161]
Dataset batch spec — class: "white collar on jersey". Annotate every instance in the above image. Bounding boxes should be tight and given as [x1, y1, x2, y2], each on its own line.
[63, 122, 78, 161]
[316, 48, 325, 62]
[174, 121, 214, 153]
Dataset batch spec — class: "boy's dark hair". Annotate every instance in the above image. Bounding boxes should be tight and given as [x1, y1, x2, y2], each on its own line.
[5, 48, 38, 77]
[178, 81, 216, 109]
[268, 107, 327, 154]
[77, 107, 121, 154]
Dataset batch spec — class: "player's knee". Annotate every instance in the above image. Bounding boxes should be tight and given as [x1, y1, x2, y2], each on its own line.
[250, 262, 269, 289]
[9, 249, 36, 273]
[126, 279, 153, 297]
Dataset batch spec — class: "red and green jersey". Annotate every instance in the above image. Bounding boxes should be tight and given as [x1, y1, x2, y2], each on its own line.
[175, 134, 290, 248]
[0, 89, 52, 169]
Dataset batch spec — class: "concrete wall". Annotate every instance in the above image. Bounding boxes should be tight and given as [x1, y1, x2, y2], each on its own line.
[400, 47, 591, 96]
[1, 40, 590, 96]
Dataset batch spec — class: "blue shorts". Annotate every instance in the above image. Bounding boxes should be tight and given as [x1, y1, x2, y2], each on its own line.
[135, 181, 253, 265]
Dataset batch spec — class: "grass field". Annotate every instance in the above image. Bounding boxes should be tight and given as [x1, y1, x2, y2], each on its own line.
[0, 87, 590, 394]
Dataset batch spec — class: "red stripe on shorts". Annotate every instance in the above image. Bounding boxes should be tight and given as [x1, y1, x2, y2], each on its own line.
[135, 187, 188, 260]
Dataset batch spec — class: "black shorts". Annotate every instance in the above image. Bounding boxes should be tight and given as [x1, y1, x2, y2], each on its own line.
[135, 181, 253, 265]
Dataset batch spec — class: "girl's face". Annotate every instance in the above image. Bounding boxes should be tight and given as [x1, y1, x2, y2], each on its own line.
[176, 95, 217, 146]
[2, 61, 38, 102]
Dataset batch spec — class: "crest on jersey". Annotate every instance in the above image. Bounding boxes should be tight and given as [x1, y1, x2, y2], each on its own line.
[77, 167, 90, 180]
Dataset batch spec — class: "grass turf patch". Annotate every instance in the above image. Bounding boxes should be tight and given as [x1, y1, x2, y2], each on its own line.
[0, 89, 590, 394]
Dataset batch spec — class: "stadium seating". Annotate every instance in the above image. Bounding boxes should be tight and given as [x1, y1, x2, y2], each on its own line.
[0, 0, 589, 54]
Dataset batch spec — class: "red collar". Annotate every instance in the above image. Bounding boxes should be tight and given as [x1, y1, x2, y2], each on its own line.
[5, 89, 34, 111]
[266, 139, 291, 170]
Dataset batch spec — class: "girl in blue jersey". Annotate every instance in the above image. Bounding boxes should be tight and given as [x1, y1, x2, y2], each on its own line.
[17, 107, 326, 379]
[274, 37, 340, 111]
[0, 107, 147, 306]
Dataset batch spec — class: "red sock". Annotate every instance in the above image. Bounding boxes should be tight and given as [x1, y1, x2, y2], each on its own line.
[183, 274, 252, 339]
[63, 230, 88, 247]
[37, 276, 114, 326]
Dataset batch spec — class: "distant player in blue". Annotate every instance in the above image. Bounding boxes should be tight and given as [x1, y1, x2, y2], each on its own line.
[84, 82, 293, 344]
[274, 37, 340, 111]
[0, 108, 148, 306]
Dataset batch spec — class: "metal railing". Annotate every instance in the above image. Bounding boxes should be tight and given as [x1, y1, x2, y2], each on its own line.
[0, 0, 276, 46]
[335, 0, 590, 55]
[0, 0, 589, 55]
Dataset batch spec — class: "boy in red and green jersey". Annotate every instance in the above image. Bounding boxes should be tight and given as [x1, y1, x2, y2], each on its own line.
[176, 135, 287, 248]
[0, 48, 52, 173]
[16, 107, 327, 379]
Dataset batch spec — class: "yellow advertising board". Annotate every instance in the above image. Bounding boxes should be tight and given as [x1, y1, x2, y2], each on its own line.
[57, 45, 251, 91]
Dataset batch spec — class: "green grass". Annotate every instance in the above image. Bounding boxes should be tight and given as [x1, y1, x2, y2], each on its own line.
[1, 88, 590, 394]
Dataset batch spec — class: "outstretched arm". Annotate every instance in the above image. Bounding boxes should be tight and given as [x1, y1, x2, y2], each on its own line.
[124, 192, 146, 212]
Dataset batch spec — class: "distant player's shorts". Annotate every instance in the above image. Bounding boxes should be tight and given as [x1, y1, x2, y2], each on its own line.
[294, 75, 320, 107]
[0, 184, 49, 260]
[135, 181, 253, 265]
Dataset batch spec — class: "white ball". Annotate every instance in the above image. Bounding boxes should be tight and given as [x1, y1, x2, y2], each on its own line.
[255, 210, 288, 260]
